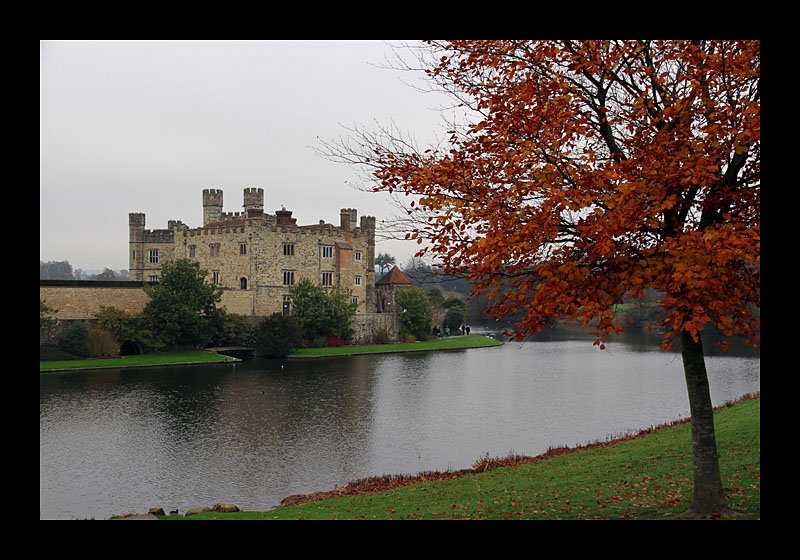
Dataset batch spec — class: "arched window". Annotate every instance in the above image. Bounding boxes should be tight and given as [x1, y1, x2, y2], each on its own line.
[240, 277, 248, 290]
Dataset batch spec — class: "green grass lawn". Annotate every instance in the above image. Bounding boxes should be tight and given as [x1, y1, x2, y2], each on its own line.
[158, 396, 759, 520]
[40, 350, 238, 372]
[290, 334, 503, 358]
[40, 336, 501, 371]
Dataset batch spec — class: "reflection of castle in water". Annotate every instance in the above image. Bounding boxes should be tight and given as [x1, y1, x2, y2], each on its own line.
[212, 356, 381, 500]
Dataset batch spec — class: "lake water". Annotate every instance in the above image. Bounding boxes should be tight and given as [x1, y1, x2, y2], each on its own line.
[39, 328, 760, 519]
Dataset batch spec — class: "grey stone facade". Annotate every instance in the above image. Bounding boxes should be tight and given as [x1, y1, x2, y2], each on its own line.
[129, 188, 376, 316]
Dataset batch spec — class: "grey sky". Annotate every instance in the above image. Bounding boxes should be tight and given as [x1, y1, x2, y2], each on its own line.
[40, 40, 451, 272]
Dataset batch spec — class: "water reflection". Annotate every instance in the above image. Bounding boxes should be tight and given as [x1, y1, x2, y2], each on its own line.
[40, 329, 759, 519]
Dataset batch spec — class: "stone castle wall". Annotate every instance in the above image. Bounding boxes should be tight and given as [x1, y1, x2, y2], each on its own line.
[39, 281, 301, 320]
[40, 281, 402, 344]
[129, 188, 376, 315]
[40, 280, 151, 320]
[352, 312, 402, 345]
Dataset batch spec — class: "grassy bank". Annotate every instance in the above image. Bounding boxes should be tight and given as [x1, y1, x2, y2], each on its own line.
[290, 334, 503, 358]
[40, 350, 238, 372]
[40, 336, 500, 371]
[40, 336, 501, 371]
[159, 395, 759, 520]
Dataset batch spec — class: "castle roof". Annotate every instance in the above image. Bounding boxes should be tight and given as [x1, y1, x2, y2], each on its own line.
[376, 265, 412, 286]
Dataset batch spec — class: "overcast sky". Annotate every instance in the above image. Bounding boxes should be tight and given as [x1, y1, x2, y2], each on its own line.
[40, 40, 454, 272]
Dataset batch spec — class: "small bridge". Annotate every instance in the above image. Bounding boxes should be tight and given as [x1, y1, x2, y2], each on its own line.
[207, 347, 255, 358]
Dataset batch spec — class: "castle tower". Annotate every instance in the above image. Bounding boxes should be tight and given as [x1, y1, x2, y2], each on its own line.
[375, 265, 411, 313]
[360, 215, 377, 312]
[243, 187, 264, 218]
[203, 188, 223, 226]
[128, 213, 146, 281]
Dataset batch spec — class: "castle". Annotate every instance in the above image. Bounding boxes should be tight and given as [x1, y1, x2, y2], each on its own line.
[128, 188, 377, 317]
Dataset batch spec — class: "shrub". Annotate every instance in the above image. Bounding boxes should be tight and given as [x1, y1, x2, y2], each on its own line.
[372, 327, 393, 345]
[289, 278, 357, 343]
[94, 306, 164, 354]
[40, 343, 77, 361]
[325, 335, 345, 347]
[87, 324, 120, 357]
[443, 306, 467, 333]
[251, 313, 304, 358]
[310, 336, 327, 349]
[57, 321, 89, 358]
[395, 286, 432, 340]
[399, 332, 417, 344]
[206, 310, 252, 347]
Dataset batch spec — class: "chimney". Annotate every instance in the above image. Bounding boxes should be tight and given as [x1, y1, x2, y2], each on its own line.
[276, 207, 295, 226]
[340, 209, 351, 243]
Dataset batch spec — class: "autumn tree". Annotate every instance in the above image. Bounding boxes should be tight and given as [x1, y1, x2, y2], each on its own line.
[322, 40, 760, 517]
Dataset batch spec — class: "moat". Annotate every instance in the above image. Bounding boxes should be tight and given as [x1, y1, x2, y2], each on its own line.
[39, 328, 760, 520]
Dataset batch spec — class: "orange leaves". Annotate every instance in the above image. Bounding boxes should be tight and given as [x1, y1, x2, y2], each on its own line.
[357, 40, 759, 352]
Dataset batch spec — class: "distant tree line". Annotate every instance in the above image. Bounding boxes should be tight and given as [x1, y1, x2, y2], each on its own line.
[40, 260, 129, 281]
[397, 257, 472, 294]
[385, 254, 667, 329]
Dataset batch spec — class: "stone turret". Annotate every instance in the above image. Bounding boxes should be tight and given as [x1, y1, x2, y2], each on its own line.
[375, 265, 412, 313]
[243, 187, 264, 218]
[203, 188, 223, 226]
[360, 215, 377, 312]
[128, 213, 146, 281]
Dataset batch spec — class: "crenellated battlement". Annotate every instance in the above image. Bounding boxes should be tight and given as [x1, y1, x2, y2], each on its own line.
[360, 215, 376, 230]
[243, 187, 264, 200]
[142, 229, 174, 243]
[222, 211, 246, 221]
[129, 212, 146, 226]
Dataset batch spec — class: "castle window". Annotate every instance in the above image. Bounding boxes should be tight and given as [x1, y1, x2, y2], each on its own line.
[212, 270, 220, 284]
[149, 249, 159, 263]
[355, 275, 362, 286]
[240, 277, 248, 289]
[322, 245, 333, 258]
[355, 251, 362, 261]
[352, 296, 359, 305]
[189, 245, 196, 258]
[283, 270, 295, 286]
[148, 275, 159, 283]
[210, 243, 220, 257]
[283, 243, 295, 256]
[321, 271, 333, 286]
[240, 243, 247, 255]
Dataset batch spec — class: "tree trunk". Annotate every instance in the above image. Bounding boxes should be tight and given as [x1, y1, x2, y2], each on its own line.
[680, 330, 727, 516]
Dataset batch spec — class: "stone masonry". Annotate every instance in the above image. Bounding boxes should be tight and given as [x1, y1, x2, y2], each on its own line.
[128, 188, 377, 317]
